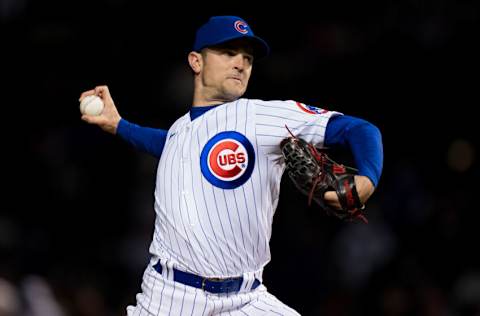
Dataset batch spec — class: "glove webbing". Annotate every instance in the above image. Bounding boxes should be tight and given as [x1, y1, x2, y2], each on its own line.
[285, 125, 368, 224]
[285, 125, 325, 206]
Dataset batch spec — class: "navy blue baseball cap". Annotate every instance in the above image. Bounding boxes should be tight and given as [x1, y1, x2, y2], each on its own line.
[193, 16, 270, 59]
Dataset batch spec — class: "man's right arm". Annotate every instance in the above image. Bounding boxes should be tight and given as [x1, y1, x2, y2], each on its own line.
[117, 119, 168, 159]
[79, 86, 168, 159]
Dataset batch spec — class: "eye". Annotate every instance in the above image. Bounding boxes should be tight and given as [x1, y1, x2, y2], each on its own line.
[225, 50, 237, 56]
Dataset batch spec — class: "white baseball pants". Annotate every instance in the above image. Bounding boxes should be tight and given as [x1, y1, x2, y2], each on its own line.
[126, 261, 300, 316]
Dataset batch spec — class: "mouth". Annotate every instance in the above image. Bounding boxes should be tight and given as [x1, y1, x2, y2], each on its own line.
[228, 77, 243, 84]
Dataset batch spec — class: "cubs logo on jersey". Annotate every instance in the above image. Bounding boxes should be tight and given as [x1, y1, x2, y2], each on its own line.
[200, 131, 255, 189]
[295, 101, 328, 115]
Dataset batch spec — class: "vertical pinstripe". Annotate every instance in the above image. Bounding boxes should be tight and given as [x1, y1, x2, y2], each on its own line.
[157, 135, 174, 259]
[233, 101, 251, 268]
[173, 136, 201, 270]
[168, 141, 188, 262]
[186, 124, 218, 275]
[128, 99, 336, 315]
[156, 273, 166, 315]
[202, 115, 232, 274]
[165, 276, 176, 314]
[176, 130, 203, 273]
[189, 291, 197, 316]
[218, 100, 243, 270]
[195, 130, 230, 274]
[253, 103, 264, 251]
[245, 101, 262, 260]
[145, 266, 157, 314]
[189, 146, 223, 274]
[206, 113, 238, 274]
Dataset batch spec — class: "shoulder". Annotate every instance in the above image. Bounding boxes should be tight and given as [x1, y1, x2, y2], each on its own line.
[328, 115, 379, 129]
[241, 98, 297, 109]
[168, 112, 190, 132]
[243, 98, 341, 118]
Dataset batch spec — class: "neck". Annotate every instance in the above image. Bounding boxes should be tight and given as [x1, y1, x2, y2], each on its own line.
[192, 94, 228, 107]
[192, 88, 234, 107]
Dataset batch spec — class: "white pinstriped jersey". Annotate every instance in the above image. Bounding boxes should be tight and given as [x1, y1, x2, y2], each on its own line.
[149, 98, 339, 279]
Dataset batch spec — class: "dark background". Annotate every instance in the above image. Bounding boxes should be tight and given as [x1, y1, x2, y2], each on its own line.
[1, 1, 479, 315]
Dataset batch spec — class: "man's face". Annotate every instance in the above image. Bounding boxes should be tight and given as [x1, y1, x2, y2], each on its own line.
[200, 40, 254, 102]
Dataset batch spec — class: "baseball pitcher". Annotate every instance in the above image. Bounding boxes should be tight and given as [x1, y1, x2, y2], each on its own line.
[79, 16, 383, 315]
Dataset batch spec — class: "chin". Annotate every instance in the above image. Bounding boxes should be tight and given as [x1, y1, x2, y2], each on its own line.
[222, 87, 245, 101]
[230, 91, 245, 100]
[223, 94, 242, 102]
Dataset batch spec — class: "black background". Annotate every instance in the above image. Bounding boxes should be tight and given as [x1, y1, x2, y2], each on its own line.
[2, 1, 479, 315]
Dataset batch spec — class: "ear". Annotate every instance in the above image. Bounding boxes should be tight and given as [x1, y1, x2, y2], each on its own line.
[188, 51, 202, 74]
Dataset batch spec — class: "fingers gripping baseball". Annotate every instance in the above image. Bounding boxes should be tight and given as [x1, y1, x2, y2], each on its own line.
[79, 85, 122, 134]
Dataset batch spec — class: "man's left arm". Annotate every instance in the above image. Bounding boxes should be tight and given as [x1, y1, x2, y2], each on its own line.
[323, 115, 384, 207]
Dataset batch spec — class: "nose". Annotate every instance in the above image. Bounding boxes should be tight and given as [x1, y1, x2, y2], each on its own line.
[232, 54, 246, 72]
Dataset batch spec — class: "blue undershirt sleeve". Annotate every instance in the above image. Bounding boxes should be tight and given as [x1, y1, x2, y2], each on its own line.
[325, 115, 383, 187]
[116, 119, 168, 159]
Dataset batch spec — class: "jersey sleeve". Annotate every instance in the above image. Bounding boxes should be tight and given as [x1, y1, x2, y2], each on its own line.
[253, 100, 341, 159]
[117, 119, 168, 159]
[325, 115, 384, 187]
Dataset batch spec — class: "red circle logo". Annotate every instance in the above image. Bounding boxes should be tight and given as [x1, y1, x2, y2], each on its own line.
[207, 139, 248, 181]
[295, 101, 328, 115]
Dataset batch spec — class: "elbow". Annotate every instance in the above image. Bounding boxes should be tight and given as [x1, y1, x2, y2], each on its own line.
[364, 121, 382, 138]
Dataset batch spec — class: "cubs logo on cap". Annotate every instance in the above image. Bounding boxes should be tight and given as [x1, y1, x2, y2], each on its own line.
[193, 16, 270, 59]
[234, 20, 249, 34]
[295, 101, 328, 115]
[200, 131, 255, 189]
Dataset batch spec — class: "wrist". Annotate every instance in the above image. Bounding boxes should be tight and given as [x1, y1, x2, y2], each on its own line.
[355, 175, 375, 203]
[114, 117, 126, 135]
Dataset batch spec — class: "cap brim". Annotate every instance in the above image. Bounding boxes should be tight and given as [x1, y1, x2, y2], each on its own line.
[245, 36, 270, 60]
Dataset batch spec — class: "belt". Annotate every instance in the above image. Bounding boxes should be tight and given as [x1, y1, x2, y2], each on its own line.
[153, 261, 260, 294]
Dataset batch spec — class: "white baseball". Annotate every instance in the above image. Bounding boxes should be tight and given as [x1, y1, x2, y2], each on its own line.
[80, 95, 104, 116]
